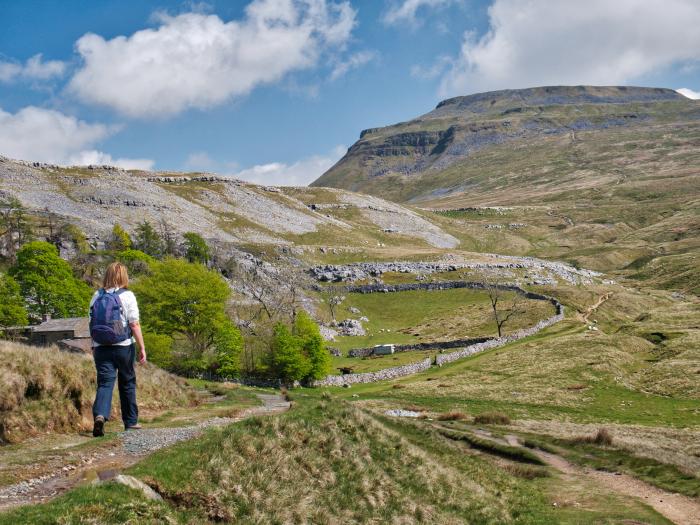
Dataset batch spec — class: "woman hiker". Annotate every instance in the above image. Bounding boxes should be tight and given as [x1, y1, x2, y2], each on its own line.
[89, 262, 147, 437]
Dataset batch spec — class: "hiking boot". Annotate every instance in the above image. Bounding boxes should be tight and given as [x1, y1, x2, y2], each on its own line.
[125, 424, 142, 431]
[93, 415, 105, 437]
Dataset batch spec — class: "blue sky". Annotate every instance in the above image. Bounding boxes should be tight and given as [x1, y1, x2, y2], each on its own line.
[1, 0, 699, 185]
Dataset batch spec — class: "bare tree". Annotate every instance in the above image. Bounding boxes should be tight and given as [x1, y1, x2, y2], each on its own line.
[320, 290, 344, 322]
[159, 219, 178, 256]
[485, 284, 525, 338]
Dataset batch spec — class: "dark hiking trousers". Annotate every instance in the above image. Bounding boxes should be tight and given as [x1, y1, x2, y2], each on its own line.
[92, 343, 138, 428]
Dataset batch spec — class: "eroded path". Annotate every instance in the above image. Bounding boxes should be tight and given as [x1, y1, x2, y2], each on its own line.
[504, 434, 700, 525]
[580, 291, 613, 324]
[0, 393, 290, 510]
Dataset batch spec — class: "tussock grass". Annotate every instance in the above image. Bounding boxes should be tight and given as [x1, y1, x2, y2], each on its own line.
[572, 428, 613, 446]
[474, 411, 512, 425]
[502, 463, 551, 480]
[437, 411, 469, 421]
[124, 399, 530, 523]
[438, 428, 544, 465]
[0, 341, 196, 443]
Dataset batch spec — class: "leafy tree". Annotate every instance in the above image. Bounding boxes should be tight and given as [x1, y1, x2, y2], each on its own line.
[0, 197, 33, 260]
[134, 221, 164, 258]
[294, 311, 330, 380]
[267, 312, 329, 382]
[117, 249, 155, 276]
[132, 259, 233, 355]
[143, 332, 174, 369]
[110, 224, 132, 251]
[0, 273, 28, 330]
[9, 241, 92, 321]
[269, 323, 311, 383]
[183, 232, 210, 265]
[214, 321, 244, 377]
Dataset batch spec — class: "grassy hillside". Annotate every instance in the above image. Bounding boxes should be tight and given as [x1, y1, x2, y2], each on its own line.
[0, 341, 197, 443]
[0, 396, 676, 525]
[312, 86, 700, 295]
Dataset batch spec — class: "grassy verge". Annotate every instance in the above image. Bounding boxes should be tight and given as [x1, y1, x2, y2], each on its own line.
[0, 341, 197, 443]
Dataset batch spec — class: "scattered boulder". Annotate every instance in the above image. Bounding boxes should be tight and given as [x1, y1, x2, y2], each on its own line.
[337, 319, 366, 336]
[112, 475, 162, 501]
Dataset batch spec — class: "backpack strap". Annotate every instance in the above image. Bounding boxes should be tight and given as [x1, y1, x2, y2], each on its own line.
[114, 288, 132, 339]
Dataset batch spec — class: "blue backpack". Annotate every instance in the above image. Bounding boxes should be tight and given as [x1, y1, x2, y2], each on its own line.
[90, 289, 131, 346]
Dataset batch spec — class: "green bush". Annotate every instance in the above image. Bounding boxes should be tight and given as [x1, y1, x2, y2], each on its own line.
[183, 232, 210, 265]
[117, 249, 155, 276]
[0, 273, 28, 331]
[110, 223, 132, 251]
[143, 332, 174, 369]
[9, 241, 92, 321]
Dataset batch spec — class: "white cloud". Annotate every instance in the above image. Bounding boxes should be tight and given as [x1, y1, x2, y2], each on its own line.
[0, 106, 153, 169]
[0, 54, 66, 83]
[68, 0, 356, 118]
[410, 55, 451, 79]
[184, 151, 215, 170]
[383, 0, 454, 26]
[440, 0, 700, 96]
[677, 87, 700, 100]
[67, 150, 155, 170]
[231, 145, 346, 186]
[330, 50, 377, 81]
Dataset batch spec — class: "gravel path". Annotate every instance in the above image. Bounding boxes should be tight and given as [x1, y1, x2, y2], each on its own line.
[0, 393, 290, 509]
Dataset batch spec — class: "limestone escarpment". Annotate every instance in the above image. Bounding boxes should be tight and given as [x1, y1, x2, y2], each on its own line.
[0, 156, 460, 253]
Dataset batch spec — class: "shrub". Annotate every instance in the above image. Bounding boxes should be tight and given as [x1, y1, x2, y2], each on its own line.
[573, 428, 613, 446]
[116, 249, 155, 276]
[473, 411, 512, 425]
[131, 259, 245, 377]
[266, 312, 330, 383]
[437, 411, 468, 421]
[110, 223, 132, 251]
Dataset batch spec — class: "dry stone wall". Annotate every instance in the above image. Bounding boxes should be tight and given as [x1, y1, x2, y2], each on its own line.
[348, 337, 492, 357]
[313, 281, 564, 387]
[312, 358, 433, 387]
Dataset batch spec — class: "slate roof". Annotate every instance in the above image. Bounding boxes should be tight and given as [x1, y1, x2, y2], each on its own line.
[32, 317, 90, 338]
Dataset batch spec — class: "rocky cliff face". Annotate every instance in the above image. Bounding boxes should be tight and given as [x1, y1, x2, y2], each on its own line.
[312, 85, 699, 201]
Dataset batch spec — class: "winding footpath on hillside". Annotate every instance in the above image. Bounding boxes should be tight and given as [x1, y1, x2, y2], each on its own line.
[502, 436, 700, 525]
[0, 393, 290, 510]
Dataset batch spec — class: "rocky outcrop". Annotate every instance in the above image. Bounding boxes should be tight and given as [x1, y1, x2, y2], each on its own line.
[311, 257, 600, 285]
[0, 157, 457, 251]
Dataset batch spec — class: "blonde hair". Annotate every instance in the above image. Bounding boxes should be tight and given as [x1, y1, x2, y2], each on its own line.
[103, 262, 129, 289]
